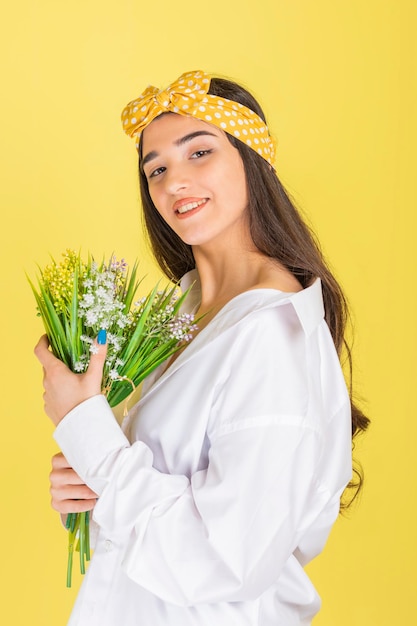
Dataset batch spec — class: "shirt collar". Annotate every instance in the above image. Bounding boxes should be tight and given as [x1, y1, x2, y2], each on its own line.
[290, 278, 325, 337]
[180, 269, 325, 337]
[139, 273, 325, 403]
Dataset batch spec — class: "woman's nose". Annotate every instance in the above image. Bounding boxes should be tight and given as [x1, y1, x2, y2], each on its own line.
[164, 164, 190, 194]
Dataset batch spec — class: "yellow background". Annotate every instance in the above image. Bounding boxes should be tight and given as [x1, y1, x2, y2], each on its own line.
[1, 1, 415, 624]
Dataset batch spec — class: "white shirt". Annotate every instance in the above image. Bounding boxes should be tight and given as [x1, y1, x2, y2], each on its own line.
[54, 271, 352, 626]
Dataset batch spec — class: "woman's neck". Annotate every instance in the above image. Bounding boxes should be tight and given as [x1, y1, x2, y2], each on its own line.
[192, 242, 302, 320]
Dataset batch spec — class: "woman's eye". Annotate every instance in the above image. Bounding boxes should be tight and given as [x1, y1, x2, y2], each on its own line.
[148, 166, 166, 179]
[191, 149, 212, 159]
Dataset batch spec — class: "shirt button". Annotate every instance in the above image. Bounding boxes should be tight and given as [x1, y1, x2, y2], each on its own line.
[104, 539, 113, 552]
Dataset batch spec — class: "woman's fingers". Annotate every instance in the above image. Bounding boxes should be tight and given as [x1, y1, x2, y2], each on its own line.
[50, 453, 98, 514]
[51, 452, 71, 470]
[85, 333, 108, 381]
[34, 334, 54, 367]
[52, 497, 97, 515]
[34, 334, 108, 425]
[50, 488, 97, 514]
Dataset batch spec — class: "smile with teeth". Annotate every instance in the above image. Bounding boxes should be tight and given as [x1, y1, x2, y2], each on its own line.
[176, 199, 207, 214]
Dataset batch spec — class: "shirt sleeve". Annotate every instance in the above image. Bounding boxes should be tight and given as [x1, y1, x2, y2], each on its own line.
[54, 304, 350, 607]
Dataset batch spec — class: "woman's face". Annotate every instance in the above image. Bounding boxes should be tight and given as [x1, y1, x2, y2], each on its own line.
[141, 113, 249, 250]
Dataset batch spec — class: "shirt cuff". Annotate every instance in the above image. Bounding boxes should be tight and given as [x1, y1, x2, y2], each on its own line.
[53, 394, 130, 492]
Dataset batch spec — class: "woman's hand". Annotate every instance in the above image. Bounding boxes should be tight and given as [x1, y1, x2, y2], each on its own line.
[50, 452, 98, 515]
[34, 333, 107, 426]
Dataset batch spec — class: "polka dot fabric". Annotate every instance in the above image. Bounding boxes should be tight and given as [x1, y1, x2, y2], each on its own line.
[121, 70, 276, 166]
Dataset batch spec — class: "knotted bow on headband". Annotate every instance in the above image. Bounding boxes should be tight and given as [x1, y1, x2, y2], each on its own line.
[121, 70, 276, 166]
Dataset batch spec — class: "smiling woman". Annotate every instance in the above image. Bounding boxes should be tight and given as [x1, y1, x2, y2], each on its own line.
[141, 114, 249, 250]
[35, 69, 369, 626]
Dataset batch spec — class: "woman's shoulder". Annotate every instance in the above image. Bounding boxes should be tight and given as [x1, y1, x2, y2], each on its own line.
[250, 263, 303, 294]
[245, 257, 302, 292]
[222, 277, 324, 340]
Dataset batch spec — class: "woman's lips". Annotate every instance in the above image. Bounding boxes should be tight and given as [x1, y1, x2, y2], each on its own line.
[173, 198, 208, 215]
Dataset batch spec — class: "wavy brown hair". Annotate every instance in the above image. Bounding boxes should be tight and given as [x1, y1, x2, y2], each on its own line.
[137, 77, 369, 508]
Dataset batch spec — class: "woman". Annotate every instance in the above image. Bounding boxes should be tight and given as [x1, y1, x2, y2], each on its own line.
[35, 70, 368, 625]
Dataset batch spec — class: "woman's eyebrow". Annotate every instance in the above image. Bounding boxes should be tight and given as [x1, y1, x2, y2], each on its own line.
[142, 130, 218, 168]
[174, 130, 217, 147]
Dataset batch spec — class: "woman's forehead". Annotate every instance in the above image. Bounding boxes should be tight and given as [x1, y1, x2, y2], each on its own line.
[142, 113, 224, 150]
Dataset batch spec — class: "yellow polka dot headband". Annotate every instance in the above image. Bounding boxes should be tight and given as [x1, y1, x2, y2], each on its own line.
[121, 70, 276, 166]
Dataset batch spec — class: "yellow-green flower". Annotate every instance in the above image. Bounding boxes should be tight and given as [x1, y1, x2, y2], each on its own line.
[41, 250, 85, 314]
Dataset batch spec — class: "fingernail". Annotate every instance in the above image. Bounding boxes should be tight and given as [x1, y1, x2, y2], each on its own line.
[98, 329, 107, 345]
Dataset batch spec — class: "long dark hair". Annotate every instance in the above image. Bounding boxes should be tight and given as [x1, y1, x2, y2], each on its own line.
[137, 76, 369, 508]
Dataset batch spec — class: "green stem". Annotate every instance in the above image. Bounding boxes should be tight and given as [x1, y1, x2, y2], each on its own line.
[67, 541, 74, 588]
[65, 511, 91, 584]
[66, 512, 77, 533]
[79, 512, 86, 575]
[66, 515, 80, 588]
[85, 511, 91, 562]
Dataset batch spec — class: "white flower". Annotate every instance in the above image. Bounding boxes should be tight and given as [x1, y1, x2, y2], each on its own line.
[86, 310, 99, 325]
[80, 293, 95, 307]
[117, 317, 128, 328]
[96, 286, 111, 300]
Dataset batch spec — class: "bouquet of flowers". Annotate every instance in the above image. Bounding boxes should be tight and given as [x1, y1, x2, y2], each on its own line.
[29, 250, 198, 586]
